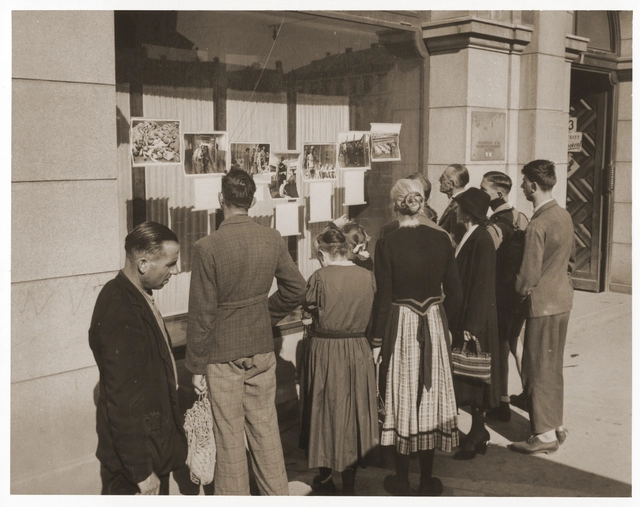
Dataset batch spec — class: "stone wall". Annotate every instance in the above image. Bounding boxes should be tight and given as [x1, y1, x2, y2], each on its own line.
[11, 11, 119, 493]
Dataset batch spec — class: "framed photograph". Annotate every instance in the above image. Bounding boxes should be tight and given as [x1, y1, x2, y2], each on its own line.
[370, 123, 402, 162]
[229, 142, 271, 176]
[131, 118, 181, 166]
[183, 132, 228, 175]
[268, 151, 300, 199]
[338, 131, 371, 169]
[301, 143, 337, 181]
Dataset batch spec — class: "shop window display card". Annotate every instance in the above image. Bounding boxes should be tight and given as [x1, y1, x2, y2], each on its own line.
[183, 132, 228, 175]
[301, 143, 337, 181]
[229, 142, 271, 176]
[370, 123, 402, 162]
[337, 132, 371, 170]
[275, 202, 300, 237]
[131, 118, 181, 166]
[192, 176, 222, 211]
[268, 151, 301, 200]
[342, 169, 367, 206]
[309, 180, 334, 223]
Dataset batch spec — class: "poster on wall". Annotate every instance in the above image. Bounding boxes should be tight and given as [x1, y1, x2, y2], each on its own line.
[183, 132, 228, 175]
[193, 176, 222, 210]
[302, 143, 337, 181]
[338, 132, 371, 170]
[131, 118, 181, 166]
[268, 151, 300, 199]
[229, 142, 271, 175]
[370, 123, 402, 162]
[470, 111, 505, 161]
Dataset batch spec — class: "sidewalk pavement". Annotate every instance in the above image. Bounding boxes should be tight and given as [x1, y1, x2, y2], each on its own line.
[173, 289, 632, 496]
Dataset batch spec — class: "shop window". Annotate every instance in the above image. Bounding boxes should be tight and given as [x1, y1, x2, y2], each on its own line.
[574, 11, 615, 53]
[115, 11, 423, 318]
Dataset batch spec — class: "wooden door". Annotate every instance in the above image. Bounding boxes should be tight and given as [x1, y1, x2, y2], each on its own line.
[567, 70, 612, 292]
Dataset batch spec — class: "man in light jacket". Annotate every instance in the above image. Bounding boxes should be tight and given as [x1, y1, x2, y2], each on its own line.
[509, 160, 574, 455]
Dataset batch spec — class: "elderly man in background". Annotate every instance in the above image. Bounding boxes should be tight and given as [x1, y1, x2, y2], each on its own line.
[437, 164, 469, 245]
[89, 222, 186, 495]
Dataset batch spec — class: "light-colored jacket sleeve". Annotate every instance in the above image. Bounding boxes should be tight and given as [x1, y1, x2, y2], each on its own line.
[515, 222, 544, 298]
[186, 242, 218, 375]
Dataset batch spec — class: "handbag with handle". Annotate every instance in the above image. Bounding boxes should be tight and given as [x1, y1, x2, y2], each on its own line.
[451, 335, 492, 384]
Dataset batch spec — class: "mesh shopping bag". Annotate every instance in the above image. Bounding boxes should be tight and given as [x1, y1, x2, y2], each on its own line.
[184, 393, 216, 485]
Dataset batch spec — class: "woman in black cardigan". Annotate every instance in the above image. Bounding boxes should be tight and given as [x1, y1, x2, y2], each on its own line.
[372, 178, 462, 495]
[450, 187, 501, 460]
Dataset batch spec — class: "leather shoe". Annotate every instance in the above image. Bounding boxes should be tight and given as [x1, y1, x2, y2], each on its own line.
[509, 435, 559, 455]
[510, 392, 527, 411]
[383, 474, 413, 496]
[556, 428, 568, 445]
[486, 401, 512, 422]
[418, 477, 443, 496]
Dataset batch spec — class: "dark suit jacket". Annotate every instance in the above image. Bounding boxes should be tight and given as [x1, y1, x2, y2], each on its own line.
[186, 215, 306, 371]
[438, 197, 467, 245]
[89, 271, 187, 484]
[516, 200, 574, 318]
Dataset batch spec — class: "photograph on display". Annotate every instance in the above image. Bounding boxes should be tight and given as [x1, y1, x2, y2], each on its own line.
[370, 123, 402, 162]
[338, 132, 371, 169]
[302, 143, 337, 181]
[229, 142, 271, 175]
[131, 118, 181, 166]
[183, 132, 228, 175]
[269, 152, 300, 199]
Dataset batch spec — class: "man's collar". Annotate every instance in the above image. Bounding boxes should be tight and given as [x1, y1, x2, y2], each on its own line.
[219, 214, 252, 228]
[493, 202, 513, 214]
[451, 188, 465, 199]
[533, 198, 555, 214]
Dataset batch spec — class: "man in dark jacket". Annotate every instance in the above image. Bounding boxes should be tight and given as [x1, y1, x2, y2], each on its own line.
[437, 164, 468, 245]
[480, 171, 528, 422]
[89, 222, 187, 494]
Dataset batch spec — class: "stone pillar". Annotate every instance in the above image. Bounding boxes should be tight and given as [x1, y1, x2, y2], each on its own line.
[422, 16, 532, 215]
[12, 11, 119, 493]
[516, 11, 587, 212]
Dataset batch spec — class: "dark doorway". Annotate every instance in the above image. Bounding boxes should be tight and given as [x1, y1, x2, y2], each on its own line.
[567, 69, 614, 292]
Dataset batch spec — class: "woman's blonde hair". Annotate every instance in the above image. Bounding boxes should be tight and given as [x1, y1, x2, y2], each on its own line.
[390, 178, 424, 216]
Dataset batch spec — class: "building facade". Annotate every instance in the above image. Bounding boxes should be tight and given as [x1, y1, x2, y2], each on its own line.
[11, 10, 632, 493]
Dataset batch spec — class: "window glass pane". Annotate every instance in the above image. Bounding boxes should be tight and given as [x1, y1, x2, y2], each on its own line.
[575, 11, 613, 52]
[115, 11, 422, 318]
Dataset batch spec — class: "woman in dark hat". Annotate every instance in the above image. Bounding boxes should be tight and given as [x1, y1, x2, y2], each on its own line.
[450, 187, 501, 460]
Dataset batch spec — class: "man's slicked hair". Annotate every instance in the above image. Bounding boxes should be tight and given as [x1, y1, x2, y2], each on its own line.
[407, 172, 432, 200]
[222, 169, 256, 210]
[125, 221, 179, 261]
[522, 159, 557, 191]
[483, 170, 513, 194]
[448, 164, 469, 188]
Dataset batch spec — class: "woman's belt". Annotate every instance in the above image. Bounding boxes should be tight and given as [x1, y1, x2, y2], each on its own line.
[218, 292, 269, 309]
[314, 330, 366, 339]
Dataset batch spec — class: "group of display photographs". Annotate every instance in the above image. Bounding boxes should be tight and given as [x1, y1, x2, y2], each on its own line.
[130, 119, 400, 202]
